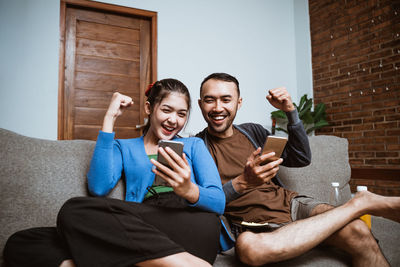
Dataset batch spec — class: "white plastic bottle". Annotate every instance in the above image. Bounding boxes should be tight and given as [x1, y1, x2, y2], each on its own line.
[357, 186, 371, 229]
[329, 182, 342, 206]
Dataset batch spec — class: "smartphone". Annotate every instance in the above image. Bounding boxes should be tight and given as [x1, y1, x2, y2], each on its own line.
[154, 140, 184, 185]
[261, 136, 288, 163]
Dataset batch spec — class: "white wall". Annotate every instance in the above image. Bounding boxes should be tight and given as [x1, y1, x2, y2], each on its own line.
[294, 0, 313, 99]
[0, 0, 60, 139]
[0, 0, 312, 139]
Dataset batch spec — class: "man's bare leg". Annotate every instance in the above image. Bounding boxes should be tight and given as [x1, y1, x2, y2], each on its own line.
[236, 191, 400, 266]
[311, 204, 388, 267]
[136, 252, 211, 267]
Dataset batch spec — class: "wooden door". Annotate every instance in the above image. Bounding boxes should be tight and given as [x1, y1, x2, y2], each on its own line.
[58, 0, 157, 140]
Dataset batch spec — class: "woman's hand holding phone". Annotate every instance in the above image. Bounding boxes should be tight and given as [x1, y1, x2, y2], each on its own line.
[150, 146, 199, 204]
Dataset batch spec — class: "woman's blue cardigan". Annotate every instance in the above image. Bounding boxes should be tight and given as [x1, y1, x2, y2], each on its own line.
[87, 131, 225, 215]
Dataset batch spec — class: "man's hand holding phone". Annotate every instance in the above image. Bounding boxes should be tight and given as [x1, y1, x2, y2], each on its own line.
[150, 141, 199, 204]
[233, 136, 287, 192]
[237, 149, 283, 190]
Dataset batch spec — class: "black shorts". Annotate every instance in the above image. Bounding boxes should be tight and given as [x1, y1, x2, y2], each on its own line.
[4, 193, 220, 267]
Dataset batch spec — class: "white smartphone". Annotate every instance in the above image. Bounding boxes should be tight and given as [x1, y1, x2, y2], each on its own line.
[261, 136, 288, 163]
[154, 140, 184, 185]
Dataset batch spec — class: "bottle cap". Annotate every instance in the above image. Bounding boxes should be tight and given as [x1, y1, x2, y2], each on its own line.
[357, 186, 368, 191]
[331, 182, 340, 187]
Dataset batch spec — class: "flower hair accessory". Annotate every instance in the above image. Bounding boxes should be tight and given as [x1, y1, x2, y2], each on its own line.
[145, 82, 156, 97]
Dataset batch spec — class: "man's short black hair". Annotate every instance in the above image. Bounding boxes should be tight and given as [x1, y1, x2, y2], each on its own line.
[200, 73, 240, 97]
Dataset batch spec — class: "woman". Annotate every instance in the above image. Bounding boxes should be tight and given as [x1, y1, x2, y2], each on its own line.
[4, 79, 225, 267]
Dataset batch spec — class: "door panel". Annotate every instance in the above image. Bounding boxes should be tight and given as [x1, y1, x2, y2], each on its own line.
[75, 55, 140, 76]
[74, 72, 139, 92]
[76, 38, 140, 61]
[59, 1, 156, 140]
[74, 89, 140, 108]
[76, 21, 141, 45]
[73, 7, 142, 29]
[74, 107, 140, 126]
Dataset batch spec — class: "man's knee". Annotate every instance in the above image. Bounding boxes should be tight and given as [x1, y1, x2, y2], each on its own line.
[236, 232, 260, 266]
[345, 219, 375, 247]
[236, 231, 281, 266]
[349, 219, 371, 237]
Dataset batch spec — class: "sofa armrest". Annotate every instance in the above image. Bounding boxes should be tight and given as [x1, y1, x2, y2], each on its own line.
[278, 135, 352, 203]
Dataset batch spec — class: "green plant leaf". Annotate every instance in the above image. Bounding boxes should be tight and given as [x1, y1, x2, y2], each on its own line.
[298, 99, 312, 119]
[316, 119, 329, 127]
[306, 128, 313, 135]
[271, 110, 287, 119]
[306, 120, 330, 134]
[297, 94, 308, 111]
[302, 112, 314, 125]
[275, 127, 288, 134]
[312, 103, 326, 122]
[270, 93, 329, 134]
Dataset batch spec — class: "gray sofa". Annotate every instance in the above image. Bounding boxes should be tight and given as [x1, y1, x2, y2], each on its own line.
[1, 128, 399, 266]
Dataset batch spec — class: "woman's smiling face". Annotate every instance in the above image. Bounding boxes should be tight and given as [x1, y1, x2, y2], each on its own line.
[146, 92, 189, 141]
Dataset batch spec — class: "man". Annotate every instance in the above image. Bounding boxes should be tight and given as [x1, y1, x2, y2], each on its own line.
[196, 72, 400, 267]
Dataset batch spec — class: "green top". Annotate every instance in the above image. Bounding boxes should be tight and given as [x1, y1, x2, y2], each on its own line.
[144, 154, 174, 199]
[147, 154, 158, 161]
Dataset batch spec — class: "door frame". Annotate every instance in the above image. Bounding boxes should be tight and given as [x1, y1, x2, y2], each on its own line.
[58, 0, 157, 139]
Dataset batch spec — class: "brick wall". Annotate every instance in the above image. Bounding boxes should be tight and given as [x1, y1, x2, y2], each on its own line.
[308, 0, 400, 195]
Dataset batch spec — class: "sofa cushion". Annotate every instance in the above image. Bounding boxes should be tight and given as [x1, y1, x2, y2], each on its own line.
[0, 128, 124, 260]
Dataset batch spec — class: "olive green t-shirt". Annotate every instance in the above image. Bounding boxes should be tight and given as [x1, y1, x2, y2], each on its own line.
[207, 128, 297, 224]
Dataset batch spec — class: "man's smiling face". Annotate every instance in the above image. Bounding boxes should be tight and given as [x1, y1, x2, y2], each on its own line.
[198, 79, 242, 138]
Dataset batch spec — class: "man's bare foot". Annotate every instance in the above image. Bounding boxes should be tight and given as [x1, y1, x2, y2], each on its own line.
[352, 190, 400, 223]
